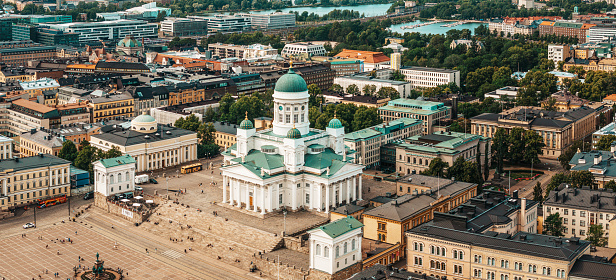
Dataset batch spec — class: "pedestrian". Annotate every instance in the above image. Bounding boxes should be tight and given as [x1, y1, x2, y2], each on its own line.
[46, 244, 48, 249]
[184, 249, 187, 253]
[78, 256, 80, 262]
[57, 250, 60, 255]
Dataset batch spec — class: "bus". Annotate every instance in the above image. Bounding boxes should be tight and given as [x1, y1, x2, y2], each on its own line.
[37, 195, 67, 208]
[181, 163, 203, 174]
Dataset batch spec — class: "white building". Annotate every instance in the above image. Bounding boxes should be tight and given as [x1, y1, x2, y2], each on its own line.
[548, 44, 571, 66]
[238, 12, 295, 30]
[484, 86, 520, 101]
[208, 43, 277, 59]
[90, 113, 199, 172]
[382, 42, 408, 54]
[308, 216, 364, 275]
[221, 68, 365, 215]
[93, 155, 136, 197]
[399, 66, 461, 88]
[334, 74, 413, 98]
[588, 26, 616, 43]
[45, 19, 158, 44]
[188, 15, 251, 35]
[0, 135, 12, 160]
[97, 2, 171, 21]
[281, 42, 327, 58]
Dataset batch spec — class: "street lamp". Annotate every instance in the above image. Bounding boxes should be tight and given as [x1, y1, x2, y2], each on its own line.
[282, 208, 287, 236]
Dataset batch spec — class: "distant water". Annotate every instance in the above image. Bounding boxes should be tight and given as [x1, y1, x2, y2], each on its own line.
[246, 3, 392, 17]
[389, 20, 486, 35]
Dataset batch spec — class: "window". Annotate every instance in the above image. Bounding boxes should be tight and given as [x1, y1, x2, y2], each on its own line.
[343, 242, 348, 254]
[335, 246, 340, 257]
[528, 265, 537, 273]
[378, 222, 386, 231]
[501, 260, 509, 268]
[581, 230, 586, 236]
[305, 194, 310, 204]
[580, 211, 586, 217]
[324, 246, 329, 258]
[474, 255, 482, 264]
[572, 210, 576, 216]
[564, 209, 568, 215]
[473, 269, 482, 278]
[352, 239, 356, 250]
[564, 218, 568, 225]
[581, 220, 586, 227]
[316, 244, 321, 255]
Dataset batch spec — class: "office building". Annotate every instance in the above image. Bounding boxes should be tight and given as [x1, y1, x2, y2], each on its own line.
[0, 154, 72, 211]
[544, 183, 616, 239]
[399, 66, 461, 88]
[344, 118, 422, 168]
[472, 106, 598, 158]
[0, 46, 57, 66]
[212, 121, 238, 150]
[0, 136, 13, 160]
[334, 49, 390, 71]
[281, 42, 327, 58]
[208, 43, 277, 59]
[569, 148, 616, 188]
[90, 113, 198, 172]
[46, 19, 159, 44]
[84, 93, 135, 123]
[19, 77, 60, 98]
[539, 21, 595, 44]
[378, 98, 451, 134]
[593, 121, 616, 149]
[385, 131, 491, 175]
[588, 25, 616, 43]
[334, 75, 412, 99]
[391, 52, 401, 71]
[484, 86, 520, 101]
[189, 15, 251, 35]
[312, 56, 363, 76]
[238, 12, 295, 30]
[5, 99, 60, 136]
[96, 2, 170, 21]
[125, 86, 169, 115]
[160, 17, 208, 37]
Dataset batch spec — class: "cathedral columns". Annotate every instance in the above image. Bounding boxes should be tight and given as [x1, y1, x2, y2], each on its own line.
[245, 182, 250, 210]
[253, 184, 257, 212]
[359, 175, 363, 201]
[260, 186, 266, 214]
[292, 182, 297, 210]
[338, 181, 343, 205]
[346, 179, 350, 203]
[309, 182, 313, 210]
[222, 176, 227, 203]
[352, 176, 357, 201]
[268, 184, 273, 212]
[325, 184, 330, 213]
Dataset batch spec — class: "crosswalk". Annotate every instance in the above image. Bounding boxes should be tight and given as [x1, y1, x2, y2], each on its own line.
[161, 250, 184, 259]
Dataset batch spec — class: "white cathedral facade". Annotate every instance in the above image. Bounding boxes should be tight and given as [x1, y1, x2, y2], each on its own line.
[221, 68, 365, 215]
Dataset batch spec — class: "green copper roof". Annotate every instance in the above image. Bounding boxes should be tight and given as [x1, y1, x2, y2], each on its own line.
[309, 216, 364, 238]
[98, 155, 135, 168]
[231, 150, 284, 170]
[287, 127, 302, 139]
[274, 68, 308, 93]
[305, 148, 343, 170]
[240, 119, 254, 129]
[328, 118, 343, 129]
[133, 114, 155, 123]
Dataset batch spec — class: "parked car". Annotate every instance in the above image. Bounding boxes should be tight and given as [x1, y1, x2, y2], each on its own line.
[23, 222, 35, 229]
[83, 191, 94, 200]
[149, 178, 158, 184]
[135, 186, 143, 191]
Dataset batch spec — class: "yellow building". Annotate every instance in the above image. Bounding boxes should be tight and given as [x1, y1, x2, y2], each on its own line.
[362, 174, 477, 246]
[212, 121, 238, 149]
[19, 129, 63, 157]
[331, 204, 365, 222]
[86, 93, 134, 122]
[0, 68, 33, 82]
[0, 154, 71, 211]
[406, 223, 590, 280]
[19, 78, 60, 99]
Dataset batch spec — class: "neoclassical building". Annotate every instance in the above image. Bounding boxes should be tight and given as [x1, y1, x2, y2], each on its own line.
[221, 68, 365, 215]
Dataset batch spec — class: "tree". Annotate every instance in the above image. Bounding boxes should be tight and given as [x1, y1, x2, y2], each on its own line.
[229, 95, 265, 125]
[308, 84, 323, 107]
[543, 213, 565, 237]
[204, 106, 216, 122]
[422, 158, 449, 177]
[533, 182, 543, 203]
[103, 146, 123, 159]
[197, 122, 217, 145]
[587, 224, 607, 247]
[218, 93, 235, 122]
[376, 87, 399, 99]
[58, 140, 78, 162]
[605, 180, 616, 191]
[330, 84, 343, 93]
[543, 97, 558, 111]
[546, 173, 570, 195]
[362, 84, 376, 96]
[596, 135, 616, 151]
[570, 170, 594, 188]
[508, 127, 525, 163]
[558, 140, 588, 170]
[155, 11, 166, 22]
[447, 157, 466, 180]
[523, 130, 545, 164]
[346, 84, 359, 96]
[391, 70, 405, 81]
[351, 106, 382, 132]
[174, 114, 201, 131]
[492, 128, 509, 173]
[483, 142, 489, 181]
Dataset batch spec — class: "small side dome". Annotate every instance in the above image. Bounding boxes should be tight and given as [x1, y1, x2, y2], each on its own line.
[328, 118, 343, 129]
[239, 112, 254, 129]
[287, 126, 301, 139]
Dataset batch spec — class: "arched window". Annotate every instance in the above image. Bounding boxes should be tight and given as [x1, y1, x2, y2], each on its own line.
[351, 239, 356, 250]
[118, 173, 122, 182]
[441, 247, 445, 256]
[316, 244, 321, 256]
[419, 243, 424, 252]
[430, 260, 435, 269]
[343, 242, 347, 254]
[110, 174, 114, 184]
[335, 246, 339, 257]
[453, 250, 458, 259]
[324, 246, 329, 258]
[414, 242, 418, 251]
[126, 171, 130, 181]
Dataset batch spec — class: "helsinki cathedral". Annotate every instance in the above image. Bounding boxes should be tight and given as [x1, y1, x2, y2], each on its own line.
[221, 67, 365, 215]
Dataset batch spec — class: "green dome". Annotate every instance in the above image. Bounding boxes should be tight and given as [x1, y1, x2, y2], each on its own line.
[274, 68, 308, 93]
[328, 118, 343, 129]
[133, 113, 156, 123]
[240, 119, 254, 129]
[287, 127, 302, 139]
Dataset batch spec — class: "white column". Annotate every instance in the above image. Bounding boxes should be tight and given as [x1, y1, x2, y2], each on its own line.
[346, 179, 350, 203]
[253, 184, 257, 212]
[275, 184, 280, 210]
[325, 184, 330, 213]
[245, 182, 250, 210]
[2, 179, 6, 196]
[268, 184, 273, 212]
[338, 181, 342, 205]
[292, 182, 297, 210]
[260, 186, 266, 214]
[229, 179, 234, 206]
[352, 176, 357, 201]
[222, 176, 227, 203]
[359, 175, 363, 200]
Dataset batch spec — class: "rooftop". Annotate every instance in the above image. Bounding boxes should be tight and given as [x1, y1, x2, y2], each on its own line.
[379, 98, 449, 115]
[0, 154, 70, 172]
[97, 155, 136, 168]
[335, 49, 390, 64]
[91, 124, 197, 147]
[308, 216, 363, 238]
[348, 264, 439, 280]
[544, 182, 616, 213]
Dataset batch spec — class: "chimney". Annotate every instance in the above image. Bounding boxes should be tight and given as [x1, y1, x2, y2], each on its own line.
[513, 190, 519, 199]
[594, 154, 602, 165]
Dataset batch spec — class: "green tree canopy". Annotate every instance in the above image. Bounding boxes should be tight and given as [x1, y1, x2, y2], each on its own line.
[422, 158, 449, 177]
[533, 182, 543, 203]
[596, 135, 616, 151]
[586, 224, 607, 247]
[58, 140, 78, 162]
[543, 213, 565, 237]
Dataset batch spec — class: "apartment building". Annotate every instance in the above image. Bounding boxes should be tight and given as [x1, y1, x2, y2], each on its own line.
[399, 66, 461, 88]
[208, 43, 277, 59]
[0, 154, 72, 211]
[0, 135, 13, 160]
[406, 223, 590, 280]
[548, 44, 571, 66]
[385, 131, 491, 175]
[0, 46, 57, 66]
[238, 12, 295, 30]
[5, 99, 60, 137]
[378, 98, 451, 134]
[167, 76, 235, 106]
[160, 17, 208, 37]
[344, 118, 422, 169]
[19, 129, 64, 157]
[19, 78, 60, 98]
[84, 93, 134, 123]
[569, 148, 616, 188]
[544, 184, 615, 239]
[593, 121, 616, 149]
[334, 49, 390, 71]
[281, 42, 327, 57]
[539, 21, 595, 44]
[212, 121, 237, 150]
[471, 106, 598, 158]
[46, 19, 159, 44]
[126, 86, 169, 115]
[54, 102, 91, 126]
